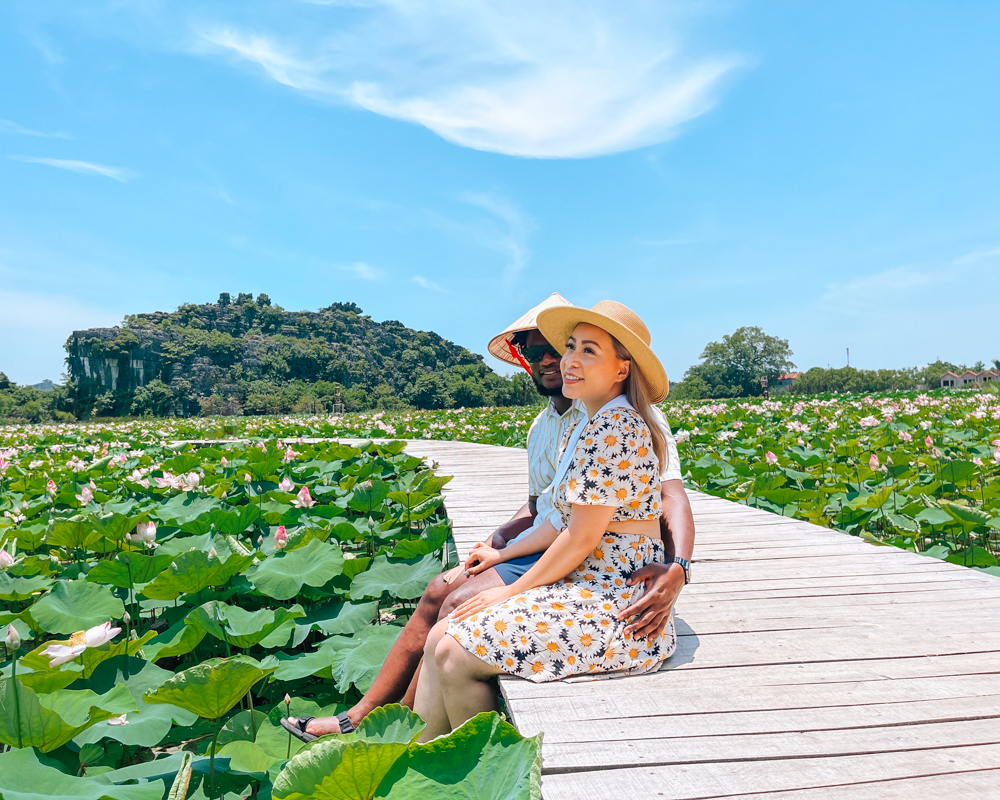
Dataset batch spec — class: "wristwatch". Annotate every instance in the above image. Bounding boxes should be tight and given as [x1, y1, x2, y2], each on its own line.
[671, 556, 691, 584]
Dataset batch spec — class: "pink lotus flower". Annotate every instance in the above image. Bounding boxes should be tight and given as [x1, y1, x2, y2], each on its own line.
[869, 454, 879, 470]
[44, 643, 86, 667]
[221, 457, 229, 468]
[279, 477, 294, 493]
[0, 458, 9, 476]
[0, 550, 14, 569]
[292, 486, 315, 508]
[283, 447, 297, 463]
[274, 526, 288, 550]
[242, 473, 251, 483]
[183, 472, 200, 491]
[973, 456, 983, 466]
[924, 436, 933, 447]
[765, 451, 778, 466]
[994, 447, 1000, 464]
[76, 486, 94, 505]
[129, 522, 157, 546]
[46, 479, 57, 495]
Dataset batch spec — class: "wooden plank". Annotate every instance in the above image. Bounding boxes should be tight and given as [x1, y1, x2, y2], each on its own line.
[729, 769, 1000, 799]
[537, 744, 1000, 799]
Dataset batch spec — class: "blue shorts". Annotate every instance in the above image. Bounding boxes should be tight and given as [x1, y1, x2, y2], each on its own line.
[494, 554, 542, 585]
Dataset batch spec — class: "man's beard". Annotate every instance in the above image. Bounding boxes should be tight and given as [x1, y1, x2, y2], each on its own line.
[532, 374, 564, 397]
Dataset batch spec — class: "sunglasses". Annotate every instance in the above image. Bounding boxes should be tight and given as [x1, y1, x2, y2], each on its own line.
[519, 343, 561, 363]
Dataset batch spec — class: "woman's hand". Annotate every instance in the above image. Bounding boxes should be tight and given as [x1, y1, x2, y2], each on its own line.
[450, 585, 516, 623]
[464, 542, 505, 575]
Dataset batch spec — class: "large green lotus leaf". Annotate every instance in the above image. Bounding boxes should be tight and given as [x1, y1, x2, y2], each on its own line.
[31, 581, 126, 634]
[99, 750, 226, 785]
[273, 647, 339, 681]
[246, 538, 345, 600]
[329, 625, 403, 693]
[91, 512, 143, 545]
[396, 495, 442, 522]
[217, 740, 281, 776]
[349, 704, 424, 745]
[46, 519, 101, 551]
[0, 746, 164, 800]
[141, 549, 254, 601]
[16, 666, 80, 693]
[946, 545, 999, 567]
[0, 677, 135, 752]
[390, 525, 450, 560]
[144, 619, 207, 662]
[86, 553, 176, 589]
[915, 507, 953, 527]
[75, 659, 199, 747]
[79, 630, 158, 678]
[386, 491, 428, 508]
[941, 501, 993, 531]
[143, 655, 276, 720]
[152, 492, 221, 526]
[347, 479, 391, 513]
[271, 737, 410, 800]
[0, 572, 53, 601]
[217, 709, 270, 748]
[379, 712, 542, 800]
[298, 601, 378, 637]
[933, 459, 977, 485]
[155, 532, 213, 557]
[208, 505, 263, 535]
[185, 601, 306, 649]
[349, 554, 441, 601]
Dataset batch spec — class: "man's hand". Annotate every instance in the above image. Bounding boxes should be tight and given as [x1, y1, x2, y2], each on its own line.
[618, 562, 685, 643]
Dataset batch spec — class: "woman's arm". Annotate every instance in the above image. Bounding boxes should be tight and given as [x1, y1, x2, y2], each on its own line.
[466, 518, 560, 575]
[450, 503, 616, 621]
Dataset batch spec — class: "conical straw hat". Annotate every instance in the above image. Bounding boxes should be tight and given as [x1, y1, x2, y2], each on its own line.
[487, 293, 575, 367]
[536, 300, 669, 403]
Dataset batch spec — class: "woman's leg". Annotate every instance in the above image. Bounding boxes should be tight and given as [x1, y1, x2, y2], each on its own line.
[435, 633, 503, 730]
[412, 619, 454, 742]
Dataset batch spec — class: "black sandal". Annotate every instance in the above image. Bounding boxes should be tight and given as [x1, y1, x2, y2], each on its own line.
[337, 711, 356, 734]
[281, 716, 317, 742]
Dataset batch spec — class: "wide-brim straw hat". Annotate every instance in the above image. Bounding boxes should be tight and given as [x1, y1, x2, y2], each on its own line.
[537, 300, 669, 403]
[487, 292, 574, 367]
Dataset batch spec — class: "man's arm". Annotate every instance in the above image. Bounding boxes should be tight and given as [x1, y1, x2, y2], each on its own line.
[488, 499, 536, 549]
[618, 479, 695, 641]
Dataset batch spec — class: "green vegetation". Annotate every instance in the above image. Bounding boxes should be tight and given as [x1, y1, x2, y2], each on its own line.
[0, 434, 541, 797]
[55, 294, 539, 420]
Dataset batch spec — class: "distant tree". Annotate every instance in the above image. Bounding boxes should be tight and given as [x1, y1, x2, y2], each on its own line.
[682, 327, 795, 398]
[0, 372, 10, 390]
[915, 360, 964, 387]
[407, 372, 453, 410]
[791, 366, 916, 396]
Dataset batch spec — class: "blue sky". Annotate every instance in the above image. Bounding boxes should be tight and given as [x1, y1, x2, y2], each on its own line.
[2, 1, 1000, 385]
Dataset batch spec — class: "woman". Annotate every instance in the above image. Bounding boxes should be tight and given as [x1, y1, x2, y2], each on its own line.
[412, 300, 676, 741]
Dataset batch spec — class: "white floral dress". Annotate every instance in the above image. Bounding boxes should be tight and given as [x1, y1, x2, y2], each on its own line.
[448, 405, 677, 682]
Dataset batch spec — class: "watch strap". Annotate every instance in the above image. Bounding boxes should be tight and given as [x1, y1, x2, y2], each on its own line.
[671, 556, 691, 584]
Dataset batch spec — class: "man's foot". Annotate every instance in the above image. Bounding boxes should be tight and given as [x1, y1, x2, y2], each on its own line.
[282, 710, 357, 740]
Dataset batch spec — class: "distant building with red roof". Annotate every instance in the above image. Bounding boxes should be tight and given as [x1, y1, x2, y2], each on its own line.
[941, 370, 998, 388]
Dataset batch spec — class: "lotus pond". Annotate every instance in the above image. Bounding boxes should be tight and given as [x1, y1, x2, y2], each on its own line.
[0, 436, 542, 799]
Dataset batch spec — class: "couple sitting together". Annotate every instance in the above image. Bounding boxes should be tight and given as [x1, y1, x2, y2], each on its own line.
[283, 295, 694, 742]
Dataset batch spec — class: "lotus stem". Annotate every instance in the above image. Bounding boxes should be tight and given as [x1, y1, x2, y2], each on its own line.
[10, 653, 22, 749]
[208, 725, 222, 800]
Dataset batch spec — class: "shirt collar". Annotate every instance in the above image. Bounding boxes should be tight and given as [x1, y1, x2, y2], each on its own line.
[546, 397, 587, 420]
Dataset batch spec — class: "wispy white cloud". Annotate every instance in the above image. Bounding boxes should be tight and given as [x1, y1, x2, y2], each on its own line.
[0, 119, 69, 138]
[341, 261, 382, 280]
[194, 1, 741, 158]
[9, 156, 137, 182]
[411, 275, 445, 292]
[459, 191, 534, 287]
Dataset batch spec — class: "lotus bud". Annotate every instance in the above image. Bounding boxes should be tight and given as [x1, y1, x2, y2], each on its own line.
[274, 526, 288, 550]
[46, 479, 57, 495]
[243, 473, 251, 483]
[765, 451, 778, 465]
[284, 693, 291, 708]
[221, 456, 229, 468]
[123, 611, 131, 625]
[0, 550, 14, 569]
[6, 623, 20, 651]
[208, 547, 218, 559]
[76, 486, 94, 505]
[869, 454, 879, 470]
[279, 477, 294, 493]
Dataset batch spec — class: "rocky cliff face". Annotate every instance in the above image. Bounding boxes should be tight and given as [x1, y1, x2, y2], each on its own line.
[66, 327, 173, 397]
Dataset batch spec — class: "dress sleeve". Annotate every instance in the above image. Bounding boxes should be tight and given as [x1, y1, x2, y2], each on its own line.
[563, 411, 645, 509]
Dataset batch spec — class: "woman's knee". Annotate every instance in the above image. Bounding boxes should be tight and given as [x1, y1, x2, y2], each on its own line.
[423, 619, 450, 661]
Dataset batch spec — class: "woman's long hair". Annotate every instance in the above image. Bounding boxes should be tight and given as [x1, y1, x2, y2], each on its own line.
[612, 337, 668, 472]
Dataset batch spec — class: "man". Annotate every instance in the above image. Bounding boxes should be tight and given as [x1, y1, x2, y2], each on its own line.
[283, 294, 694, 738]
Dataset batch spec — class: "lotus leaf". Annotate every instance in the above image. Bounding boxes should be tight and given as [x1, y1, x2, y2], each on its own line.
[270, 736, 411, 800]
[31, 581, 126, 634]
[144, 655, 277, 720]
[0, 747, 164, 800]
[217, 740, 281, 776]
[391, 524, 450, 559]
[76, 659, 199, 747]
[246, 538, 345, 600]
[379, 712, 543, 799]
[0, 678, 136, 752]
[185, 601, 306, 649]
[144, 619, 207, 662]
[0, 572, 53, 601]
[141, 548, 255, 601]
[349, 553, 442, 601]
[153, 493, 221, 526]
[86, 553, 176, 589]
[79, 630, 157, 677]
[329, 624, 403, 693]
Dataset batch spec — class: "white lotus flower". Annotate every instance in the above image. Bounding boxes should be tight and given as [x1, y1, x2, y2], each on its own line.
[279, 477, 294, 493]
[129, 522, 157, 545]
[6, 624, 19, 651]
[0, 550, 14, 569]
[183, 472, 200, 491]
[107, 714, 129, 726]
[83, 621, 122, 648]
[44, 643, 87, 667]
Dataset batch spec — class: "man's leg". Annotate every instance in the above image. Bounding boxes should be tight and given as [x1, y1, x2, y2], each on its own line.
[398, 567, 507, 708]
[292, 570, 470, 735]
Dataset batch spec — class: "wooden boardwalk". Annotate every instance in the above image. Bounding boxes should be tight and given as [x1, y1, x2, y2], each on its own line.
[405, 439, 1000, 799]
